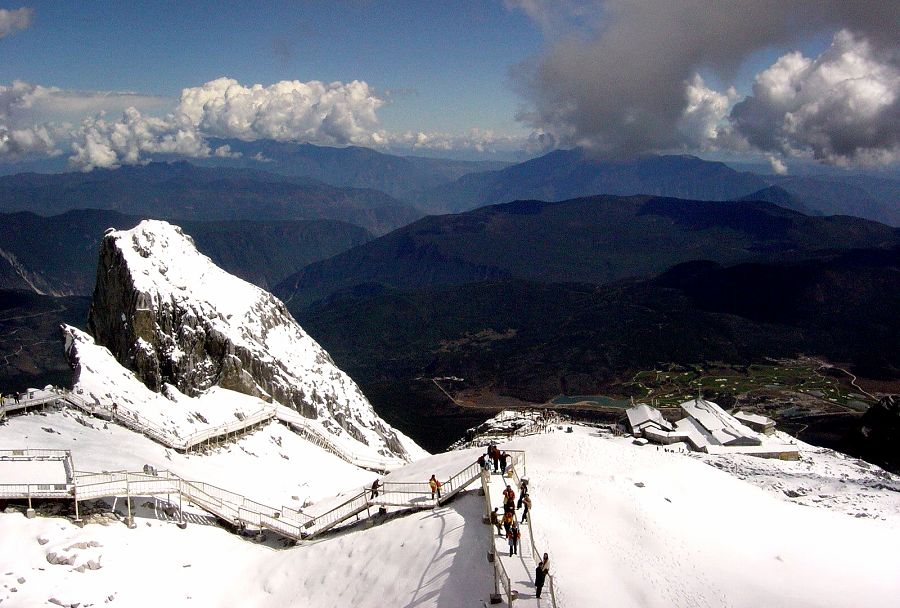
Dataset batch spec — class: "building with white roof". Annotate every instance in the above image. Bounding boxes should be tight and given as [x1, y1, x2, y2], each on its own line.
[625, 399, 798, 460]
[733, 411, 776, 435]
[625, 404, 674, 437]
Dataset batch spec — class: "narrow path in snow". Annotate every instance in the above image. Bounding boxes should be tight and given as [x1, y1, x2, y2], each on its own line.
[486, 469, 546, 607]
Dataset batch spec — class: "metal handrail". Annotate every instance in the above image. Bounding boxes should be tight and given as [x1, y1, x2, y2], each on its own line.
[0, 448, 71, 459]
[480, 468, 514, 607]
[509, 466, 558, 608]
[303, 490, 370, 536]
[275, 409, 404, 473]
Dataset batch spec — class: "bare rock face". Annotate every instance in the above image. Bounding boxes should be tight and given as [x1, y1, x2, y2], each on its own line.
[87, 220, 408, 457]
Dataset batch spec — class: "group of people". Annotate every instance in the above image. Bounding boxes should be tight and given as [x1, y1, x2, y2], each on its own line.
[477, 443, 512, 474]
[489, 475, 550, 599]
[370, 448, 552, 600]
[0, 392, 23, 405]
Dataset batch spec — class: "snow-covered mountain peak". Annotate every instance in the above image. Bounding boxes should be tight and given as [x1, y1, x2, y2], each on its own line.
[86, 219, 418, 460]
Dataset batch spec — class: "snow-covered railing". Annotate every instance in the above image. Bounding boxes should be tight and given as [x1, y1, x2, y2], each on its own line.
[61, 391, 275, 453]
[68, 469, 314, 540]
[0, 448, 71, 460]
[275, 409, 403, 474]
[302, 490, 370, 537]
[275, 408, 401, 473]
[373, 481, 435, 507]
[178, 406, 276, 451]
[0, 390, 67, 416]
[0, 483, 71, 499]
[0, 449, 74, 499]
[4, 387, 407, 472]
[439, 461, 483, 503]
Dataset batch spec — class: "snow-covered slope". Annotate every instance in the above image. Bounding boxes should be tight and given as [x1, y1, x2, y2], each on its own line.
[1, 408, 373, 508]
[83, 219, 421, 461]
[2, 413, 899, 608]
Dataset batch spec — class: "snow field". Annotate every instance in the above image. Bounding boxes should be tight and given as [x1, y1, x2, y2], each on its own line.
[0, 502, 272, 608]
[501, 429, 900, 608]
[0, 489, 493, 608]
[3, 414, 900, 607]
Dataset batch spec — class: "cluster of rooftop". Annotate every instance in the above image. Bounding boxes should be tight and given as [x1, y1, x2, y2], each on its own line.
[626, 399, 798, 460]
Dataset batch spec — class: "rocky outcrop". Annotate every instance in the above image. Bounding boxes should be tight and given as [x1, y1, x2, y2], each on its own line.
[87, 220, 409, 458]
[843, 396, 900, 475]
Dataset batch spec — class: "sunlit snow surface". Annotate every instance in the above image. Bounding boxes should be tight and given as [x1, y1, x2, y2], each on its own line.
[1, 416, 899, 608]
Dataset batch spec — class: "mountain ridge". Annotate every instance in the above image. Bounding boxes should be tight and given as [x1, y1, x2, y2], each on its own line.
[275, 194, 899, 310]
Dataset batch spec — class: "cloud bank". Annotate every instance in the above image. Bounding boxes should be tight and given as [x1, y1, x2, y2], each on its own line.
[508, 0, 900, 165]
[1, 76, 526, 169]
[64, 77, 390, 169]
[0, 7, 32, 39]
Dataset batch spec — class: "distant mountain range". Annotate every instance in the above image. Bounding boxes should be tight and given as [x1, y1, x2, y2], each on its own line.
[274, 194, 899, 309]
[413, 148, 900, 225]
[418, 150, 770, 213]
[0, 162, 420, 236]
[1, 143, 896, 226]
[0, 209, 371, 295]
[198, 139, 512, 201]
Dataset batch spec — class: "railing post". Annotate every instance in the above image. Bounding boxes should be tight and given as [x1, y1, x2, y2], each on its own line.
[26, 485, 35, 518]
[125, 478, 135, 528]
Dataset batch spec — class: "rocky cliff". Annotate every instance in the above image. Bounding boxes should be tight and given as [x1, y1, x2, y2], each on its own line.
[88, 220, 413, 459]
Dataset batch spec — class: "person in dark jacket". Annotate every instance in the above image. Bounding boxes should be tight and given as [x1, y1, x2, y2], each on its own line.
[477, 454, 488, 471]
[521, 493, 531, 523]
[507, 521, 520, 556]
[499, 451, 509, 473]
[535, 553, 550, 598]
[370, 479, 381, 499]
[517, 478, 529, 508]
[491, 507, 503, 536]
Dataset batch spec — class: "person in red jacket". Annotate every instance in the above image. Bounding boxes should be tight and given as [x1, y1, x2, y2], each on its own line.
[490, 445, 500, 472]
[429, 474, 442, 500]
[502, 485, 515, 510]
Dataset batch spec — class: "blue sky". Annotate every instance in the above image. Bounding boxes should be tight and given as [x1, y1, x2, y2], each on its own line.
[1, 1, 897, 169]
[2, 1, 542, 136]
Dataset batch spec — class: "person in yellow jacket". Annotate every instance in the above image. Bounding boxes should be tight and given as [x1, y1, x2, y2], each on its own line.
[429, 474, 442, 500]
[502, 510, 515, 536]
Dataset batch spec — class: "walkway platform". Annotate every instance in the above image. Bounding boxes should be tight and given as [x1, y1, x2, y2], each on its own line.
[485, 469, 546, 607]
[0, 449, 74, 500]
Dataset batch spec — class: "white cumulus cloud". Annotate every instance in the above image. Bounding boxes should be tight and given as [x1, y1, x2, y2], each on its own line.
[0, 7, 32, 39]
[176, 77, 384, 145]
[64, 77, 390, 169]
[679, 74, 739, 149]
[0, 81, 63, 158]
[68, 107, 210, 171]
[730, 30, 900, 165]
